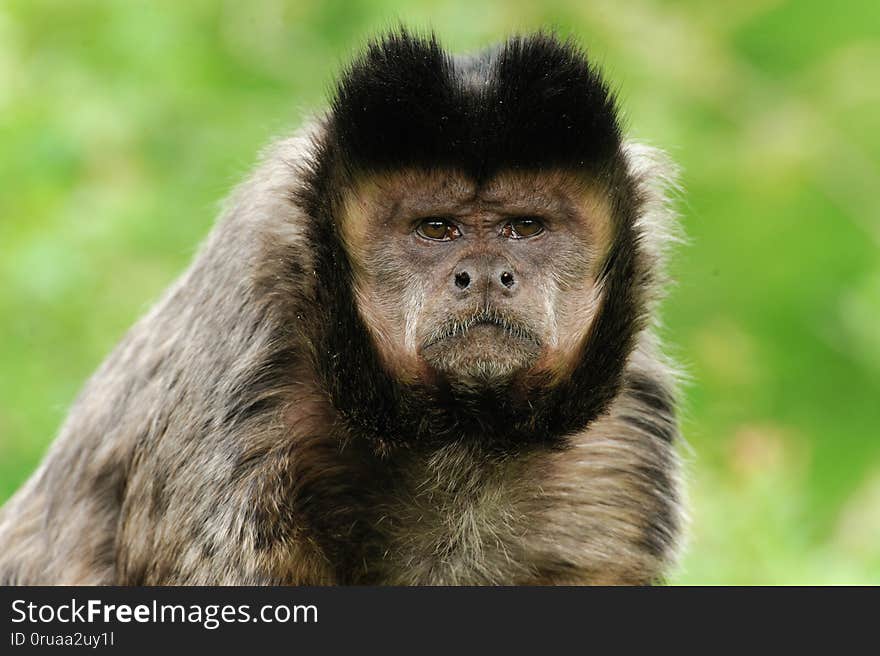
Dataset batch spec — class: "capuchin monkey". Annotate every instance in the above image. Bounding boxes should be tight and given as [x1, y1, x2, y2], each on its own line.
[0, 31, 685, 585]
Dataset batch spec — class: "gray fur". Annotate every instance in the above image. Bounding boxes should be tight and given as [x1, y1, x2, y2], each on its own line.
[0, 126, 685, 585]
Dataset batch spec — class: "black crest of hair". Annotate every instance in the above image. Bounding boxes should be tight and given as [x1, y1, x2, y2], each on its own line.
[323, 29, 623, 181]
[298, 30, 646, 453]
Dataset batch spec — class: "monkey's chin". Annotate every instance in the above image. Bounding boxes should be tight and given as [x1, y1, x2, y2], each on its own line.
[420, 324, 542, 388]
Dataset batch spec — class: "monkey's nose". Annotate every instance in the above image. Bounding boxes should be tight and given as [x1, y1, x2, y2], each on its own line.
[451, 259, 517, 296]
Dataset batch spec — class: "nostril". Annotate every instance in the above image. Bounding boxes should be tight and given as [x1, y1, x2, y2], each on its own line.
[454, 271, 471, 289]
[500, 271, 515, 288]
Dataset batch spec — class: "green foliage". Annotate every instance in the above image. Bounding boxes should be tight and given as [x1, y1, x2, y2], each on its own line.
[1, 0, 877, 583]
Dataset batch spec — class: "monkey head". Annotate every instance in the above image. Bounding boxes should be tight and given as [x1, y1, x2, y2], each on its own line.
[301, 32, 650, 452]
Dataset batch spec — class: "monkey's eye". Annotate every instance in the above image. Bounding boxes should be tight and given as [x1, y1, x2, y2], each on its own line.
[501, 217, 544, 239]
[416, 218, 461, 241]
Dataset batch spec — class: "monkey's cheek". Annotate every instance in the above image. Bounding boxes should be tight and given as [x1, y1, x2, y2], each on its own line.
[530, 347, 578, 384]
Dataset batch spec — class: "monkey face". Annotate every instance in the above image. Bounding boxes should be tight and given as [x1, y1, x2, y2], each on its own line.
[303, 32, 646, 447]
[340, 168, 614, 390]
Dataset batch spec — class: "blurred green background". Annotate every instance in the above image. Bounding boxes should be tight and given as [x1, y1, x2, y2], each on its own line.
[1, 0, 878, 584]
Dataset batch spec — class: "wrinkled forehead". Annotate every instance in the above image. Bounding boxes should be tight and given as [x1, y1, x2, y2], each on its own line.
[340, 168, 609, 217]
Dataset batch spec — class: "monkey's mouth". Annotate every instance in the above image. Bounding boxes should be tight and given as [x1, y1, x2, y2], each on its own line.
[422, 309, 541, 350]
[419, 310, 543, 382]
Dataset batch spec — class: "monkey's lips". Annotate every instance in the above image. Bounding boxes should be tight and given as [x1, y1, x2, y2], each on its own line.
[420, 321, 542, 383]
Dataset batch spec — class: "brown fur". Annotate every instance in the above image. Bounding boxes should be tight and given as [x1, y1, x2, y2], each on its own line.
[0, 124, 684, 585]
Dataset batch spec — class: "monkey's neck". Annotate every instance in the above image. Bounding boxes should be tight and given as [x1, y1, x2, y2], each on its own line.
[255, 372, 541, 584]
[291, 432, 537, 585]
